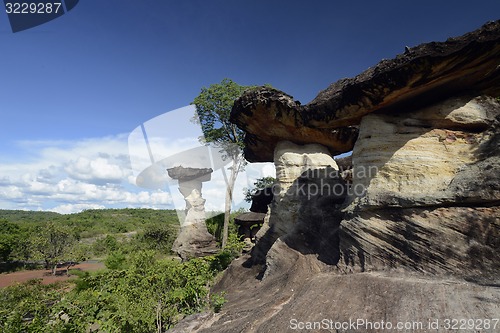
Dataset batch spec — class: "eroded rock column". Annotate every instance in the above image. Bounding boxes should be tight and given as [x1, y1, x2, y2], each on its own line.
[167, 166, 218, 260]
[253, 141, 347, 268]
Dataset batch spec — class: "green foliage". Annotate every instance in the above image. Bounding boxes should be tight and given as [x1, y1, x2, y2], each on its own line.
[0, 250, 232, 332]
[136, 222, 179, 253]
[192, 78, 252, 151]
[92, 234, 119, 256]
[223, 233, 246, 258]
[0, 208, 242, 331]
[104, 250, 127, 270]
[0, 279, 68, 333]
[0, 220, 21, 262]
[205, 213, 224, 241]
[244, 176, 276, 202]
[0, 208, 180, 270]
[0, 208, 180, 242]
[205, 211, 245, 249]
[210, 292, 226, 313]
[29, 222, 76, 274]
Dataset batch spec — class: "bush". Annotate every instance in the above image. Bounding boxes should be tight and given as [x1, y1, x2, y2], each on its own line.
[93, 234, 119, 256]
[136, 223, 178, 253]
[104, 250, 127, 270]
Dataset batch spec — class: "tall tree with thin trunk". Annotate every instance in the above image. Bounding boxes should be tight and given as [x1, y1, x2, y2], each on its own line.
[192, 78, 250, 248]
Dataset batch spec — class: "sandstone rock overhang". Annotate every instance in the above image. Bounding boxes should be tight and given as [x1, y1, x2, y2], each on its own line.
[231, 20, 500, 162]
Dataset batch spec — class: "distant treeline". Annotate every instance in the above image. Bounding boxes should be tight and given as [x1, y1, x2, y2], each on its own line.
[0, 208, 180, 238]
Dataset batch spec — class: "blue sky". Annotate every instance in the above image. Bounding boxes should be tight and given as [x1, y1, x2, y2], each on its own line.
[1, 1, 499, 213]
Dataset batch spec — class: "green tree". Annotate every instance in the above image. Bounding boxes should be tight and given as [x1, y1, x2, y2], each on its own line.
[138, 223, 178, 253]
[64, 242, 92, 275]
[0, 220, 20, 262]
[192, 78, 252, 248]
[30, 222, 76, 275]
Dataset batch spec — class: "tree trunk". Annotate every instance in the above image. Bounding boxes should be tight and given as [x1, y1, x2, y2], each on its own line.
[66, 262, 75, 276]
[221, 154, 243, 248]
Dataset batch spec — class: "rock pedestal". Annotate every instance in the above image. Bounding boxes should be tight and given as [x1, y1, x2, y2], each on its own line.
[251, 141, 347, 267]
[167, 166, 218, 260]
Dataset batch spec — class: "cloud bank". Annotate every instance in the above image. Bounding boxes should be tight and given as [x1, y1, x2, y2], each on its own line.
[0, 135, 173, 214]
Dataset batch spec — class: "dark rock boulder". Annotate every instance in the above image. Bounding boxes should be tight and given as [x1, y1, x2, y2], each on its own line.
[249, 187, 273, 213]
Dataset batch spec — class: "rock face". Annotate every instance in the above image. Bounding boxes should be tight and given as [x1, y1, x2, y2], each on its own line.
[349, 95, 500, 209]
[337, 95, 500, 279]
[169, 21, 500, 332]
[340, 206, 500, 282]
[167, 166, 217, 260]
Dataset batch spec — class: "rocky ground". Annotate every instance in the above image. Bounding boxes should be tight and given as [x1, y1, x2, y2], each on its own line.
[171, 248, 500, 333]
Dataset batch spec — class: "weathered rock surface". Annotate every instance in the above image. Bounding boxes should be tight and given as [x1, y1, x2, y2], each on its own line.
[231, 20, 500, 162]
[256, 141, 339, 240]
[172, 221, 218, 260]
[169, 250, 500, 333]
[340, 206, 500, 283]
[348, 95, 500, 210]
[231, 87, 359, 162]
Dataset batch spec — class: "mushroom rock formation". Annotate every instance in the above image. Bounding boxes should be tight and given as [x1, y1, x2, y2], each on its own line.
[234, 211, 266, 250]
[169, 21, 500, 332]
[231, 20, 500, 279]
[231, 20, 500, 162]
[167, 166, 218, 260]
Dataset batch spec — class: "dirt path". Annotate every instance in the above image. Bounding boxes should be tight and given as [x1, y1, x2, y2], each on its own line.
[0, 262, 105, 288]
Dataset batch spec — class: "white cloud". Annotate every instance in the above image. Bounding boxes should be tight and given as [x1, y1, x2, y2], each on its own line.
[65, 156, 128, 184]
[0, 134, 175, 214]
[0, 115, 276, 215]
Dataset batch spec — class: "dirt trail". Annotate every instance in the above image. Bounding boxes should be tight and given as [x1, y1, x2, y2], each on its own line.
[0, 262, 105, 288]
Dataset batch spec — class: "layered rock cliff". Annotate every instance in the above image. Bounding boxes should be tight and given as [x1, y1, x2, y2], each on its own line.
[169, 21, 500, 333]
